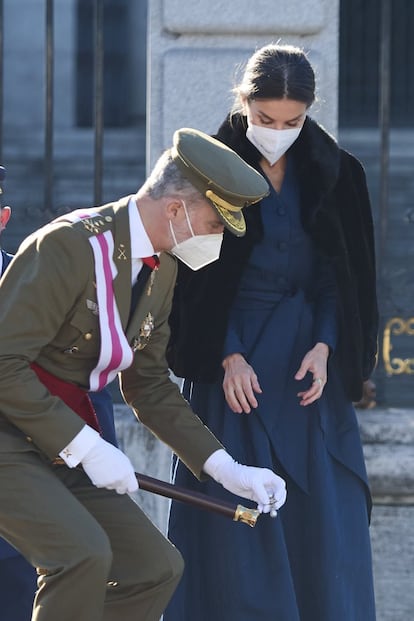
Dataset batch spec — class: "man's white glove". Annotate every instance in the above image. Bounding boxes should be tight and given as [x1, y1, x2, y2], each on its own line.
[81, 436, 139, 495]
[203, 449, 287, 514]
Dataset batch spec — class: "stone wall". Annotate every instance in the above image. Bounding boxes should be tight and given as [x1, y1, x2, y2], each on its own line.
[147, 0, 339, 167]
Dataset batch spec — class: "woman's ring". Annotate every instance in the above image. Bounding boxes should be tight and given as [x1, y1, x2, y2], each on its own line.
[313, 377, 324, 387]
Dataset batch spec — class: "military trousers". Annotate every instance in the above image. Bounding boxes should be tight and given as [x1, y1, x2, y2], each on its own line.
[0, 426, 184, 621]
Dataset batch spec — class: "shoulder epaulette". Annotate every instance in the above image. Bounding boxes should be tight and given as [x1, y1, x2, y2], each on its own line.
[56, 207, 114, 239]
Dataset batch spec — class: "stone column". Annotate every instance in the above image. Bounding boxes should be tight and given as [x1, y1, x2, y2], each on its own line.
[147, 0, 339, 167]
[144, 0, 341, 531]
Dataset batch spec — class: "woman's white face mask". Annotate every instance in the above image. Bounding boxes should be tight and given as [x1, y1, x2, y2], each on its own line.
[169, 202, 223, 271]
[246, 122, 302, 166]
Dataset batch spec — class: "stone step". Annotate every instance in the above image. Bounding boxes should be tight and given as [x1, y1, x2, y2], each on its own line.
[358, 408, 414, 445]
[357, 408, 414, 502]
[2, 127, 146, 159]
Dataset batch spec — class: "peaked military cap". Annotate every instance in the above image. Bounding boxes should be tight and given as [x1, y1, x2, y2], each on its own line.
[171, 127, 269, 236]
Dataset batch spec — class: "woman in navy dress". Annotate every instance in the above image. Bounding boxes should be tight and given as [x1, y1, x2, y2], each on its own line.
[165, 44, 378, 621]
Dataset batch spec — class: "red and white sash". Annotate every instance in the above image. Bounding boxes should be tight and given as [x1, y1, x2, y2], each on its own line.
[58, 210, 133, 390]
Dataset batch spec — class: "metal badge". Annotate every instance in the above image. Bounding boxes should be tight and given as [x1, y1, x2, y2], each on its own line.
[86, 299, 99, 315]
[132, 312, 154, 351]
[82, 217, 104, 234]
[146, 268, 158, 296]
[117, 243, 128, 261]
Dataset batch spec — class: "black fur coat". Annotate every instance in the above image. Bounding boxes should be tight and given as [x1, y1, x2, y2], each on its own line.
[167, 114, 378, 401]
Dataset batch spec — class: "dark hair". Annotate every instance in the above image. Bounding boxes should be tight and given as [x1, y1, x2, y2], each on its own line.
[233, 44, 316, 111]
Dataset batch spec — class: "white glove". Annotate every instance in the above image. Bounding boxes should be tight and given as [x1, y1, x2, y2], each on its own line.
[203, 449, 287, 514]
[81, 436, 139, 495]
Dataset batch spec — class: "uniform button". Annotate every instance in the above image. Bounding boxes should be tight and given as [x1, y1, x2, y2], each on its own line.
[105, 216, 113, 222]
[277, 207, 286, 216]
[278, 241, 288, 251]
[84, 332, 93, 341]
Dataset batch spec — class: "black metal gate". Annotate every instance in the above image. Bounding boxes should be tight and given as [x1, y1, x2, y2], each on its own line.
[339, 0, 414, 128]
[340, 0, 414, 406]
[0, 0, 147, 247]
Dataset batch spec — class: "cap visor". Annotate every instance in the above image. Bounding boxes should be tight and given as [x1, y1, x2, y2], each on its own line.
[212, 202, 246, 237]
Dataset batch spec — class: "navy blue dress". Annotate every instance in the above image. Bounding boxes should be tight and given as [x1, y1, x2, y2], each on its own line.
[166, 158, 376, 621]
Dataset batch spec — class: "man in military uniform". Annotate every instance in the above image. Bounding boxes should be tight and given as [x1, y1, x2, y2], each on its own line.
[0, 164, 120, 620]
[0, 129, 286, 621]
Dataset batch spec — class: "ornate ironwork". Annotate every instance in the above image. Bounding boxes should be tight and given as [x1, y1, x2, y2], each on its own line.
[382, 317, 414, 375]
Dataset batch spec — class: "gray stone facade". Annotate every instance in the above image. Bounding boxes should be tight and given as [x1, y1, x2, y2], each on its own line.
[148, 0, 339, 167]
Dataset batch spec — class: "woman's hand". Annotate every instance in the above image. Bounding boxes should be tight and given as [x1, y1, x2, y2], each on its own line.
[295, 342, 329, 406]
[222, 353, 262, 414]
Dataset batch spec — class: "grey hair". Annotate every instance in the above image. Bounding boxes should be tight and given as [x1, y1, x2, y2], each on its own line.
[141, 148, 203, 204]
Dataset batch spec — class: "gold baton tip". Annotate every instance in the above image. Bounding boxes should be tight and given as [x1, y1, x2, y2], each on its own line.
[233, 505, 260, 527]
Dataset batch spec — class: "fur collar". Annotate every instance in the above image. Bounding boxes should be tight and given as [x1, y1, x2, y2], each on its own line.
[215, 114, 341, 224]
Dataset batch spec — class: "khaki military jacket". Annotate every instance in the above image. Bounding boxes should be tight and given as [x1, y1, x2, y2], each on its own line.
[0, 196, 221, 478]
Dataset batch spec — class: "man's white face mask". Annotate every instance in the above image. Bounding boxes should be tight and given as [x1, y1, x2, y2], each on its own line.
[246, 121, 302, 166]
[169, 202, 223, 271]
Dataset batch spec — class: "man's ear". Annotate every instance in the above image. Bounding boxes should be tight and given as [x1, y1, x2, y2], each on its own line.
[165, 198, 183, 221]
[0, 206, 11, 230]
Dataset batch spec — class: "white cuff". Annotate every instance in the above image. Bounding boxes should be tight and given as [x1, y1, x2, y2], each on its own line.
[202, 449, 233, 480]
[59, 425, 100, 468]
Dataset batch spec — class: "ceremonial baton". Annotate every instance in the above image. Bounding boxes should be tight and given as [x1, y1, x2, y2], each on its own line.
[135, 472, 260, 527]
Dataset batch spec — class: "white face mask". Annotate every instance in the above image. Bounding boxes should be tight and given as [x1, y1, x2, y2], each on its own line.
[246, 121, 302, 165]
[169, 203, 223, 271]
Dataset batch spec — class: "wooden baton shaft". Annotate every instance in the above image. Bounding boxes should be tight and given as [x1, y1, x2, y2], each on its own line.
[135, 472, 259, 527]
